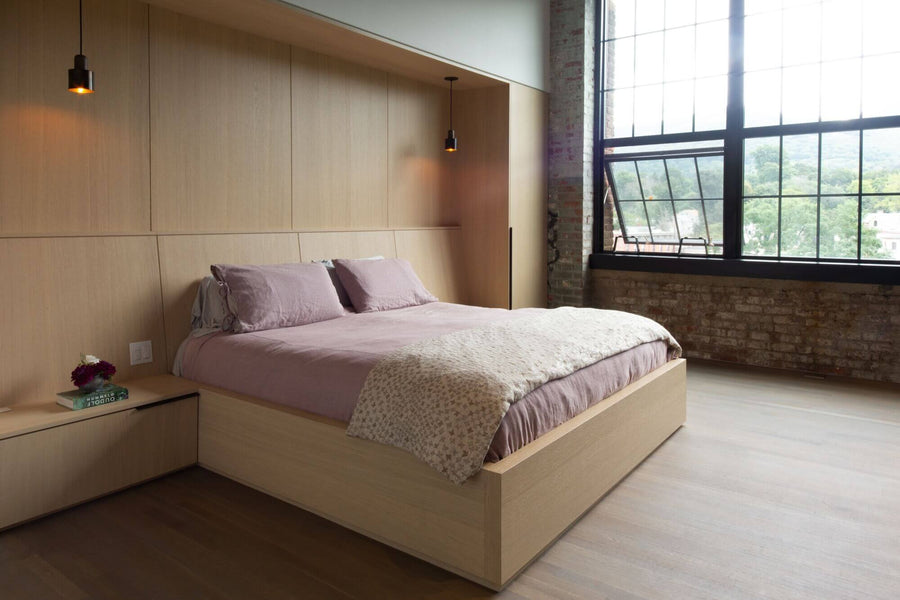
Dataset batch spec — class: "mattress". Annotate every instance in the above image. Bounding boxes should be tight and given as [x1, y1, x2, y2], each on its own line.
[177, 302, 671, 461]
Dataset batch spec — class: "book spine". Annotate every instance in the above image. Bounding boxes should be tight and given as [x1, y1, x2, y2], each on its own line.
[75, 391, 129, 410]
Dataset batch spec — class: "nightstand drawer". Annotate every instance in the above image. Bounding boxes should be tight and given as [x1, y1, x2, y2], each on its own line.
[0, 395, 198, 530]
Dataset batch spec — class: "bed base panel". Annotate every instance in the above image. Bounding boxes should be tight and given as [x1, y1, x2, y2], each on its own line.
[197, 358, 686, 590]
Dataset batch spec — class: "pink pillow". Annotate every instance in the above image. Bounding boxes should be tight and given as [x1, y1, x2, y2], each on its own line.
[333, 258, 437, 312]
[211, 262, 344, 332]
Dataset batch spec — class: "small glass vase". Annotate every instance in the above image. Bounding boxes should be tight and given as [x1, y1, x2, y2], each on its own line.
[79, 376, 108, 394]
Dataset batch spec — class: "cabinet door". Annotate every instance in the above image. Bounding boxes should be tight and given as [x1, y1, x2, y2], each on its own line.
[0, 397, 197, 529]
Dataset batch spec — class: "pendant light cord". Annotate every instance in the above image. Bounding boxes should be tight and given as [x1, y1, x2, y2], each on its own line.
[79, 0, 84, 55]
[449, 79, 453, 130]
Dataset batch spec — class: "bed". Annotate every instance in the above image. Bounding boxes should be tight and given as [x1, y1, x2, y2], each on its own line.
[161, 234, 686, 590]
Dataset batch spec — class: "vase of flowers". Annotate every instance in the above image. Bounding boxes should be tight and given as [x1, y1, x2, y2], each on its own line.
[71, 354, 117, 393]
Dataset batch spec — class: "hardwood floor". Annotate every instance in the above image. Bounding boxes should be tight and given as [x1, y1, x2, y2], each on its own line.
[1, 362, 898, 599]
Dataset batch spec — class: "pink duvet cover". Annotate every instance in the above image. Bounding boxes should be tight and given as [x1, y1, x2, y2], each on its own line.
[178, 302, 671, 461]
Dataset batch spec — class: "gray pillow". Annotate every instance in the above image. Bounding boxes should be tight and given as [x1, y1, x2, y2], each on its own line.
[211, 262, 345, 333]
[315, 256, 384, 308]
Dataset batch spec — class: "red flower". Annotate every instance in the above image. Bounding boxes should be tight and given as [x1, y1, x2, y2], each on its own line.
[71, 360, 117, 387]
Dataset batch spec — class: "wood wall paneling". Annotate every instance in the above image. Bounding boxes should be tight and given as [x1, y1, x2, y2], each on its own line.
[150, 7, 292, 232]
[508, 83, 548, 309]
[298, 230, 397, 261]
[394, 229, 465, 304]
[454, 86, 510, 309]
[0, 237, 167, 407]
[387, 76, 455, 228]
[0, 0, 150, 234]
[292, 48, 388, 229]
[156, 233, 302, 369]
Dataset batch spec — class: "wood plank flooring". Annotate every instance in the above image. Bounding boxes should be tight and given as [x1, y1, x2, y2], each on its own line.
[1, 362, 898, 599]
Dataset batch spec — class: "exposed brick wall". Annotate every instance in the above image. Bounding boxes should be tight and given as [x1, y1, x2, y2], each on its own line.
[592, 270, 900, 383]
[547, 0, 595, 308]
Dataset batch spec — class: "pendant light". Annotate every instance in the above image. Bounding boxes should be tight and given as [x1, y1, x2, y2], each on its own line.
[444, 76, 458, 152]
[68, 0, 94, 94]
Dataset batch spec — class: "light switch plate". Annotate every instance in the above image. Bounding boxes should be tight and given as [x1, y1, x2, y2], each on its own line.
[129, 340, 153, 365]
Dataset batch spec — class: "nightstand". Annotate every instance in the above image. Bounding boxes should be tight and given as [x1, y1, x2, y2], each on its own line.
[0, 375, 199, 530]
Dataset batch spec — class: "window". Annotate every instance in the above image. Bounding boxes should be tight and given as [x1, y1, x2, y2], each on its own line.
[596, 0, 900, 279]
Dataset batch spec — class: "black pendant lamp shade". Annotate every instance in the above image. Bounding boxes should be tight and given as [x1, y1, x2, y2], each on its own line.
[444, 76, 458, 152]
[68, 0, 93, 94]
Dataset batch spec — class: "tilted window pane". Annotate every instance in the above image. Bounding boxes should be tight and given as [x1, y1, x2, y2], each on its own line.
[636, 160, 671, 199]
[743, 197, 780, 256]
[619, 202, 652, 241]
[782, 134, 819, 196]
[820, 197, 860, 259]
[666, 158, 702, 199]
[780, 196, 818, 258]
[674, 200, 707, 238]
[646, 201, 679, 242]
[610, 161, 643, 199]
[744, 138, 781, 196]
[697, 156, 724, 198]
[820, 131, 860, 195]
[705, 199, 725, 247]
[862, 196, 900, 259]
[862, 128, 900, 194]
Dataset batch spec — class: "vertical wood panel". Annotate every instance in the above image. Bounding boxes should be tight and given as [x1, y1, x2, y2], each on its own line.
[509, 83, 548, 309]
[387, 76, 455, 228]
[394, 229, 465, 304]
[156, 233, 301, 369]
[454, 86, 510, 309]
[150, 7, 291, 231]
[292, 48, 388, 229]
[0, 0, 149, 234]
[298, 230, 396, 261]
[0, 237, 167, 407]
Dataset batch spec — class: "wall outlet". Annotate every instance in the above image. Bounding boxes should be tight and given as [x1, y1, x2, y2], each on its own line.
[129, 340, 153, 365]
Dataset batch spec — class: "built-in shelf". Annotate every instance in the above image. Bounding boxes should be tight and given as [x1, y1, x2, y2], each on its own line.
[0, 375, 199, 441]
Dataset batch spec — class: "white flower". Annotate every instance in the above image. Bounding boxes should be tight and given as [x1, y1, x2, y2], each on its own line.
[80, 354, 101, 365]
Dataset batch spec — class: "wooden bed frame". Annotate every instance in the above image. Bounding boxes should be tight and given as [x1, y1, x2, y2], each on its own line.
[196, 358, 686, 590]
[153, 230, 687, 590]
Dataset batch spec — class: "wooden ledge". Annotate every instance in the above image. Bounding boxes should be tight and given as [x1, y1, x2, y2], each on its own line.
[0, 375, 199, 441]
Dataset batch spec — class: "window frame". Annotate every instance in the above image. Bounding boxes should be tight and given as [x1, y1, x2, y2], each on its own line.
[591, 0, 900, 285]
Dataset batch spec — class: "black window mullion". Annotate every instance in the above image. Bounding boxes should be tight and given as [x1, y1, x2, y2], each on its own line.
[723, 0, 745, 258]
[777, 135, 784, 258]
[663, 159, 682, 241]
[634, 161, 656, 244]
[694, 156, 713, 243]
[857, 130, 864, 260]
[816, 132, 823, 259]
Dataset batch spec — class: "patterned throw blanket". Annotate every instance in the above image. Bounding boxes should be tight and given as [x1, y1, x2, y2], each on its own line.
[347, 307, 682, 484]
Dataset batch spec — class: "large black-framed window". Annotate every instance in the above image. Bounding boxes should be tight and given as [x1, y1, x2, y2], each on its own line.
[593, 0, 900, 284]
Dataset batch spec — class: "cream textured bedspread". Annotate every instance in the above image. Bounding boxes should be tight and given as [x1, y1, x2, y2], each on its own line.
[346, 307, 682, 483]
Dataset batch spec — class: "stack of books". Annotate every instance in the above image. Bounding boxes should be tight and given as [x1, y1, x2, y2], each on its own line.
[57, 384, 129, 410]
